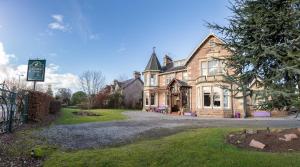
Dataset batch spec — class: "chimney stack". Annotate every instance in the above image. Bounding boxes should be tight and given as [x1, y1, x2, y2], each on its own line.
[133, 71, 141, 79]
[163, 54, 173, 66]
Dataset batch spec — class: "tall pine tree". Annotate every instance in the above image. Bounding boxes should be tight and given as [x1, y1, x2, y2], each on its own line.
[209, 0, 300, 115]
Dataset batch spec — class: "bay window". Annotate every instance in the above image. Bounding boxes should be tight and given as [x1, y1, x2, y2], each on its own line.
[201, 86, 230, 109]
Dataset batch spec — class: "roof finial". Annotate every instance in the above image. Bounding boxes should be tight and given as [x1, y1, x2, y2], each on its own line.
[152, 46, 156, 54]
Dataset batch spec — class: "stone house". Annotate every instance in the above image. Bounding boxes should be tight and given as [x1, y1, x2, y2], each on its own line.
[143, 34, 257, 117]
[109, 71, 144, 109]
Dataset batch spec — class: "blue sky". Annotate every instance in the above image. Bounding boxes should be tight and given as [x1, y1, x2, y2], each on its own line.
[0, 0, 231, 90]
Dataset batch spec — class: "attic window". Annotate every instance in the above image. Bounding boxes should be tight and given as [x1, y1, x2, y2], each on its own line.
[209, 40, 216, 48]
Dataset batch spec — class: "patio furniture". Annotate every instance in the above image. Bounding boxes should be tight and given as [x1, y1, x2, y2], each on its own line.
[235, 112, 241, 118]
[156, 105, 168, 114]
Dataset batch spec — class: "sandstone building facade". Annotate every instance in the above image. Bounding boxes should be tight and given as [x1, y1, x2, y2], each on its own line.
[142, 34, 246, 117]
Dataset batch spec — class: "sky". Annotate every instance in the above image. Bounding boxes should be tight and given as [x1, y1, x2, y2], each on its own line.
[0, 0, 232, 93]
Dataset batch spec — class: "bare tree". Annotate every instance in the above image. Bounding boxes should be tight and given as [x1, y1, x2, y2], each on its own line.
[3, 78, 30, 92]
[56, 88, 72, 105]
[80, 71, 106, 109]
[117, 73, 129, 82]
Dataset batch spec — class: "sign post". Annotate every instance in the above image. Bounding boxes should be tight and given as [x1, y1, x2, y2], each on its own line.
[26, 59, 46, 91]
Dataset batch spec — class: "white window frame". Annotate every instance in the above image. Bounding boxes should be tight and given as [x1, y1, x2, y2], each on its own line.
[212, 87, 221, 108]
[150, 74, 156, 86]
[203, 86, 211, 108]
[223, 88, 230, 109]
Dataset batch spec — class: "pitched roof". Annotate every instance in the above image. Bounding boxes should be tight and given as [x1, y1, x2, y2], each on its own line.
[167, 78, 191, 88]
[118, 78, 144, 89]
[162, 65, 186, 73]
[184, 33, 224, 66]
[144, 50, 162, 71]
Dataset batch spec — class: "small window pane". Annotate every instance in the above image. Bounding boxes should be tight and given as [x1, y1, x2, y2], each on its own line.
[150, 74, 155, 86]
[223, 89, 229, 108]
[150, 93, 155, 105]
[204, 93, 211, 107]
[183, 72, 188, 81]
[213, 87, 221, 107]
[201, 62, 207, 76]
[208, 60, 218, 75]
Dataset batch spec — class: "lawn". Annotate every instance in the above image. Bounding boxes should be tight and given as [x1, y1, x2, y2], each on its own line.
[43, 128, 300, 167]
[54, 108, 127, 125]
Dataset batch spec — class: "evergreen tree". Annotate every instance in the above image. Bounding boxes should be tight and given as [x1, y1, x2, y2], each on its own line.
[46, 84, 53, 97]
[208, 0, 300, 115]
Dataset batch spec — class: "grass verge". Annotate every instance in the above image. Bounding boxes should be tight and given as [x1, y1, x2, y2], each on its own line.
[54, 108, 127, 125]
[43, 128, 300, 167]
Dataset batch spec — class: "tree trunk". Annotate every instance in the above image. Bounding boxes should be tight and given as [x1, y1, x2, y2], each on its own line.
[242, 86, 248, 118]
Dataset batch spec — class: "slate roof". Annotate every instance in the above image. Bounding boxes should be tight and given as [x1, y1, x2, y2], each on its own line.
[118, 78, 144, 89]
[162, 65, 186, 73]
[144, 52, 162, 71]
[167, 78, 191, 88]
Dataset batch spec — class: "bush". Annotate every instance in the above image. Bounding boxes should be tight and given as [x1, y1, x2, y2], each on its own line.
[49, 100, 62, 114]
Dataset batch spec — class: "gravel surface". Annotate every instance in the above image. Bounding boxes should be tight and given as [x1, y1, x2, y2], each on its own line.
[38, 111, 300, 150]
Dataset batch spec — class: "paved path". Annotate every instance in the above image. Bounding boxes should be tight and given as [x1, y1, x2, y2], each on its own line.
[39, 111, 300, 150]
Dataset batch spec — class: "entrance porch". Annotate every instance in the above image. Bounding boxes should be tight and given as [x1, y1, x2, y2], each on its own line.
[166, 79, 192, 115]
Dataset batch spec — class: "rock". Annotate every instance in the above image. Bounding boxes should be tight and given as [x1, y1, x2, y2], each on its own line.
[249, 139, 265, 149]
[279, 137, 287, 141]
[279, 134, 298, 142]
[284, 134, 298, 141]
[271, 129, 282, 133]
[297, 128, 300, 133]
[246, 129, 257, 135]
[229, 134, 234, 138]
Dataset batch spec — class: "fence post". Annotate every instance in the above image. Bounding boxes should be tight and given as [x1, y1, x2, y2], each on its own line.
[8, 92, 16, 133]
[23, 94, 29, 123]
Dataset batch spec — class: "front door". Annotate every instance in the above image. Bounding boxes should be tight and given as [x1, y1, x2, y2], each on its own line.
[171, 94, 180, 112]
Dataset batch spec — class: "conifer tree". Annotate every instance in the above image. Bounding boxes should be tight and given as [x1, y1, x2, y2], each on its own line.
[209, 0, 300, 115]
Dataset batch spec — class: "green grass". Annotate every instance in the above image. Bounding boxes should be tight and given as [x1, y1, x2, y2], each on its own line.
[43, 128, 300, 167]
[54, 108, 127, 125]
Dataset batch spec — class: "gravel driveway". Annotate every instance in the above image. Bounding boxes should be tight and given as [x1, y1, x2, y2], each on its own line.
[39, 111, 300, 150]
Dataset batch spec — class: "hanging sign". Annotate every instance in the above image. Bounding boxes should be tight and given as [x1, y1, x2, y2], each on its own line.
[26, 59, 46, 81]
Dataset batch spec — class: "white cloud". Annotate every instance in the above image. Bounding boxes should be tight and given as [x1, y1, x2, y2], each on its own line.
[48, 14, 70, 32]
[52, 14, 63, 23]
[0, 43, 15, 65]
[48, 22, 66, 31]
[0, 41, 80, 93]
[89, 33, 99, 40]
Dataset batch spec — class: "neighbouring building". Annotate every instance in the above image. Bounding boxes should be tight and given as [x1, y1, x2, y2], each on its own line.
[143, 34, 254, 118]
[109, 71, 144, 109]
